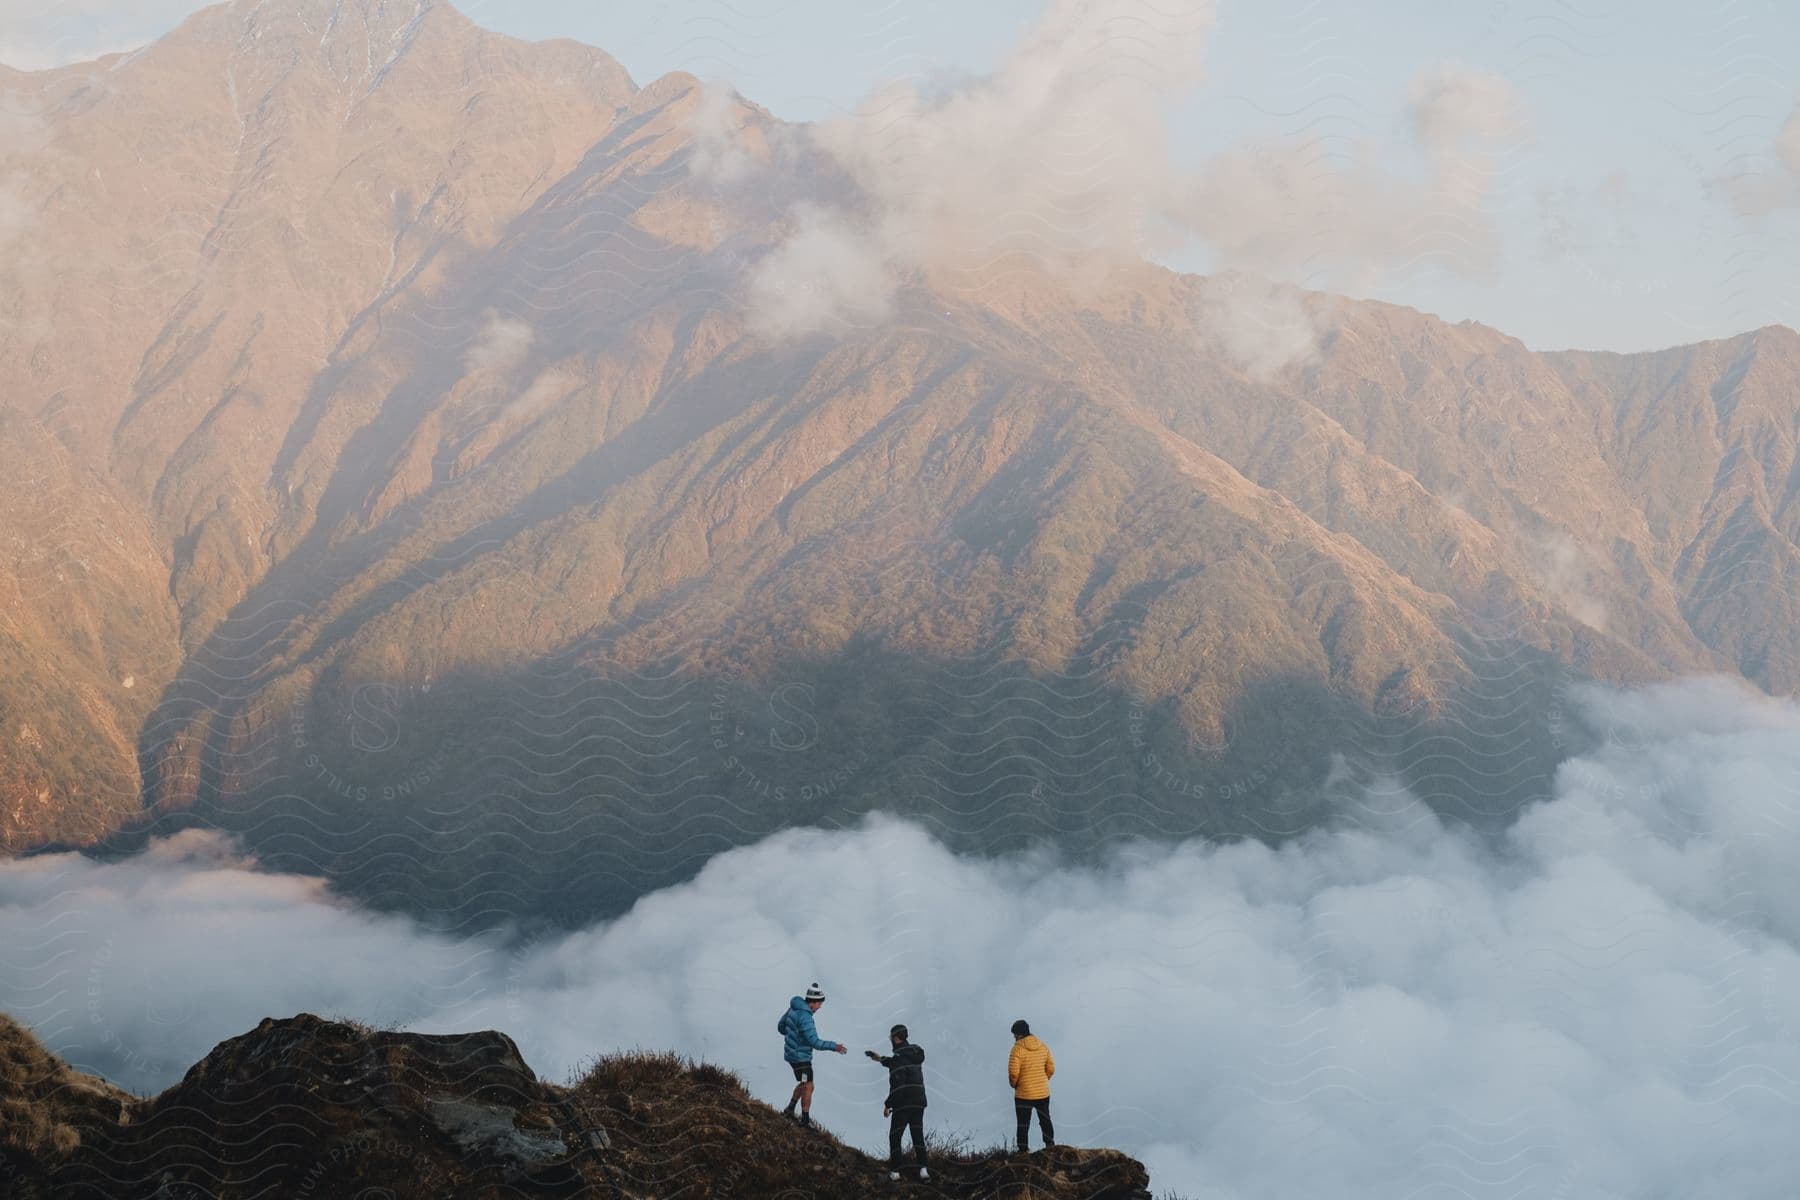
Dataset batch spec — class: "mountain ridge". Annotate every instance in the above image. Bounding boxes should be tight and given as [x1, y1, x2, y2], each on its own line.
[1, 0, 1794, 922]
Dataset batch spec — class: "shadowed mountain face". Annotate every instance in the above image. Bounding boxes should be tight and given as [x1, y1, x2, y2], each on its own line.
[1, 1, 1794, 918]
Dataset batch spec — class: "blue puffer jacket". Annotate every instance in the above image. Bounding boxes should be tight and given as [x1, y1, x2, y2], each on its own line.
[777, 996, 841, 1063]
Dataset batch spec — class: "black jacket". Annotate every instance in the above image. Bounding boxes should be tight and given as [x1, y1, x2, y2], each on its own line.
[878, 1042, 927, 1110]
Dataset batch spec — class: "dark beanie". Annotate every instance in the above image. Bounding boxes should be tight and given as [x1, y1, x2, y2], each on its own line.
[1011, 1019, 1030, 1037]
[890, 1023, 909, 1041]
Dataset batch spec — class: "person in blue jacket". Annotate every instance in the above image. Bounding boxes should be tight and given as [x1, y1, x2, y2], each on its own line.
[778, 981, 847, 1127]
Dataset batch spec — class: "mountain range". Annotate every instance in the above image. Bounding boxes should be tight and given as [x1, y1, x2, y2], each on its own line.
[2, 0, 1795, 923]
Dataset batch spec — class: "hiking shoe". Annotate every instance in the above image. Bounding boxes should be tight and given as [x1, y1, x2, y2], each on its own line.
[919, 1167, 930, 1180]
[889, 1171, 901, 1182]
[798, 1113, 813, 1128]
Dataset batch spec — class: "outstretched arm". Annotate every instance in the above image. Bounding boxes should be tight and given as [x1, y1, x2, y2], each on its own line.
[800, 1011, 842, 1052]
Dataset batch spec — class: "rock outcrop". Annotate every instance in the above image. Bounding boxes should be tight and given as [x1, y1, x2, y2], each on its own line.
[1, 1011, 1157, 1198]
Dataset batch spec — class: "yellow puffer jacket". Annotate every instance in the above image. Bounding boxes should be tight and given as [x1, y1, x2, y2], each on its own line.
[1007, 1035, 1055, 1100]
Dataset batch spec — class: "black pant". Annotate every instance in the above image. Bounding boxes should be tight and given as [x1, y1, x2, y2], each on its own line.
[1015, 1097, 1054, 1150]
[888, 1107, 926, 1168]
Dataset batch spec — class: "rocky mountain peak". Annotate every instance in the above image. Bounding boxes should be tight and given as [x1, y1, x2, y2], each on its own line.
[165, 0, 460, 53]
[137, 0, 464, 96]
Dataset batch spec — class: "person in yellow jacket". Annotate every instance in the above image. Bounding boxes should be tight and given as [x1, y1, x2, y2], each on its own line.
[1007, 1019, 1055, 1152]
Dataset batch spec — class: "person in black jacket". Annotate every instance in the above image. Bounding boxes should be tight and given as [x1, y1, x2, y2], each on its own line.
[866, 1023, 928, 1181]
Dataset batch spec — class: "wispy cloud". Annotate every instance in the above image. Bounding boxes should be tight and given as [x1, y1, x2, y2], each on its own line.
[0, 177, 32, 252]
[462, 311, 535, 376]
[500, 366, 577, 426]
[746, 203, 895, 338]
[685, 79, 756, 186]
[1178, 61, 1528, 373]
[747, 0, 1218, 337]
[1718, 107, 1800, 220]
[0, 94, 51, 281]
[0, 0, 208, 70]
[744, 4, 1526, 377]
[1530, 529, 1609, 632]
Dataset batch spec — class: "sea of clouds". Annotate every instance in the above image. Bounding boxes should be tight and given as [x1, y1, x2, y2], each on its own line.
[4, 676, 1798, 1198]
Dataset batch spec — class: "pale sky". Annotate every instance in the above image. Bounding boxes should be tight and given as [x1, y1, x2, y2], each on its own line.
[4, 0, 1798, 353]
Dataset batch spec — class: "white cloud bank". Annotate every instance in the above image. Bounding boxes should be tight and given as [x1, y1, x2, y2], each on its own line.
[4, 676, 1799, 1198]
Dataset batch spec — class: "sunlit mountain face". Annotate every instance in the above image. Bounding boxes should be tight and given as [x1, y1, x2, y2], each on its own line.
[3, 1, 1794, 926]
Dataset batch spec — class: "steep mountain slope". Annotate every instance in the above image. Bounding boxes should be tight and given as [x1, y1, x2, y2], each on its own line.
[1546, 327, 1800, 688]
[0, 1011, 1156, 1198]
[0, 1, 1793, 919]
[0, 407, 177, 845]
[1, 0, 634, 848]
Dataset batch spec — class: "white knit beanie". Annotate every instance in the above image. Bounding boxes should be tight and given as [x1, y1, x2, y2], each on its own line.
[804, 982, 826, 1002]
